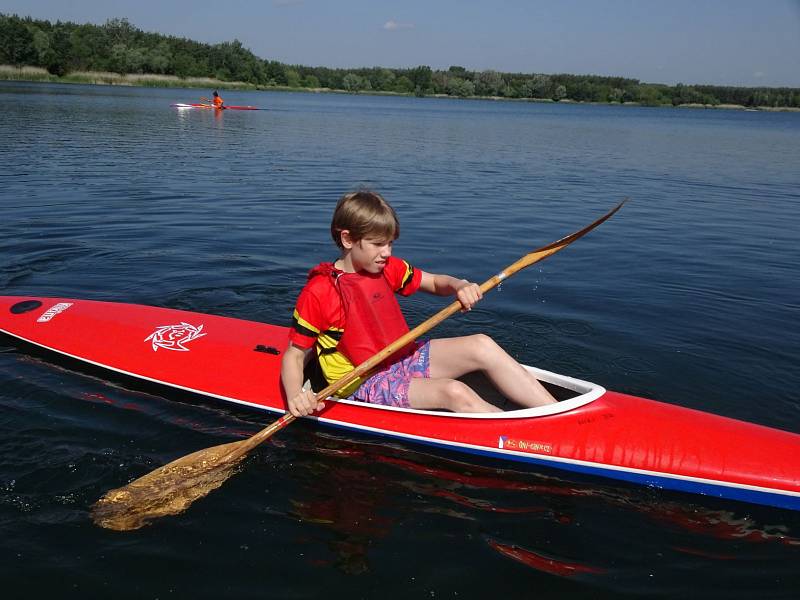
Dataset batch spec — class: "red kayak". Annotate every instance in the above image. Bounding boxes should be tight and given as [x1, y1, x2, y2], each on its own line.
[171, 103, 261, 111]
[2, 296, 799, 511]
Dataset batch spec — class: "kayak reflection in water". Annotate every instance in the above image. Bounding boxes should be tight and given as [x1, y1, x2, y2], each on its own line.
[281, 189, 558, 417]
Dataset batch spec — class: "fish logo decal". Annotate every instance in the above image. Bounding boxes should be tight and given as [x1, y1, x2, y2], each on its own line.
[145, 323, 207, 352]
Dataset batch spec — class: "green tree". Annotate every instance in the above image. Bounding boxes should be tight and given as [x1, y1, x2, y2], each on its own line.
[446, 77, 473, 97]
[301, 74, 320, 88]
[146, 41, 171, 73]
[264, 59, 287, 85]
[172, 52, 194, 78]
[109, 43, 128, 72]
[104, 18, 137, 46]
[0, 16, 36, 65]
[532, 74, 552, 97]
[408, 65, 432, 94]
[373, 68, 395, 91]
[46, 26, 71, 75]
[520, 78, 535, 98]
[608, 87, 624, 103]
[637, 85, 666, 106]
[342, 72, 363, 92]
[394, 75, 414, 93]
[68, 23, 110, 71]
[30, 27, 54, 66]
[285, 68, 300, 87]
[474, 70, 505, 96]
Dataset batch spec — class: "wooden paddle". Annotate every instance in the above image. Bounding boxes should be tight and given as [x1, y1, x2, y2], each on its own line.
[91, 199, 626, 531]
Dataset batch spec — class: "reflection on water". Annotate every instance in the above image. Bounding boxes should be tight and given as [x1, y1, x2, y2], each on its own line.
[487, 539, 607, 577]
[280, 429, 800, 593]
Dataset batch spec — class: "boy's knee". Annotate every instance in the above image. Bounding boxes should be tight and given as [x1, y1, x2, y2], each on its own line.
[467, 333, 500, 362]
[442, 380, 482, 412]
[469, 333, 496, 350]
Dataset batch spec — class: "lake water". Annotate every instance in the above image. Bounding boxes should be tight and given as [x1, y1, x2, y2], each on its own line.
[1, 81, 799, 598]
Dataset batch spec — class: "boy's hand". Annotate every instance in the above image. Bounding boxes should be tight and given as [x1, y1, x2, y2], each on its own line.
[288, 388, 325, 417]
[455, 280, 483, 312]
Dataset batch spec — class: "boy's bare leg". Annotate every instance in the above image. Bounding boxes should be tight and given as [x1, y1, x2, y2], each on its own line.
[428, 335, 557, 407]
[408, 377, 502, 413]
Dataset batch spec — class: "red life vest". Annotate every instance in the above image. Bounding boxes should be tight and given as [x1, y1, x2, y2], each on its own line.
[308, 262, 414, 367]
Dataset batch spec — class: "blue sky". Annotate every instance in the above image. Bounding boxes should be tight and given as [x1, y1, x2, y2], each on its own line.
[3, 0, 799, 87]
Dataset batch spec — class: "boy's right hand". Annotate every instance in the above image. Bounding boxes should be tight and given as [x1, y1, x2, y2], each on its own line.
[288, 388, 325, 417]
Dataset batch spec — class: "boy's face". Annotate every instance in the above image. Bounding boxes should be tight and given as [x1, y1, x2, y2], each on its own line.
[348, 235, 393, 274]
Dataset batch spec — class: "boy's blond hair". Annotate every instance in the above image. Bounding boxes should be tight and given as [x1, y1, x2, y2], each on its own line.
[331, 190, 400, 249]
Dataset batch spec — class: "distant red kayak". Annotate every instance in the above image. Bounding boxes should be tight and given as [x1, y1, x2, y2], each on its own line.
[171, 103, 261, 111]
[2, 295, 800, 512]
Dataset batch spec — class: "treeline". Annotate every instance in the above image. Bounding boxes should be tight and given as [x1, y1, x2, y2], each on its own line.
[0, 14, 285, 83]
[2, 14, 798, 108]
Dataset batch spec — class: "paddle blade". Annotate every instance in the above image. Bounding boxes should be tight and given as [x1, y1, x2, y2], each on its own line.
[92, 413, 294, 530]
[91, 438, 250, 531]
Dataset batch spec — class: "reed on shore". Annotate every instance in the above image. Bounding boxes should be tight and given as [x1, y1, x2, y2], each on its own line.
[0, 65, 257, 90]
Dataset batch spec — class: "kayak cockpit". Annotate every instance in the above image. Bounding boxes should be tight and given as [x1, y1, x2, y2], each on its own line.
[315, 364, 605, 420]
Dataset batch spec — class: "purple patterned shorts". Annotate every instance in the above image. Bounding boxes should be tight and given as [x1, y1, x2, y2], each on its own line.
[349, 341, 431, 408]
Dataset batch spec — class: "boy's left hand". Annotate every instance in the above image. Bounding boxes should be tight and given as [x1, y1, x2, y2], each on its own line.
[456, 280, 483, 311]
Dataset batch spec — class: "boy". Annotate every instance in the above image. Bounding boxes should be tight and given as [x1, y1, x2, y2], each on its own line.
[281, 190, 557, 417]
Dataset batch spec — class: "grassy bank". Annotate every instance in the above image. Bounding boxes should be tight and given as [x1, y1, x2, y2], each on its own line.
[0, 65, 258, 90]
[2, 65, 798, 111]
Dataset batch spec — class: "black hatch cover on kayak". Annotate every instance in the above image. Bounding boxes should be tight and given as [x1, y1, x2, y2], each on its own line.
[10, 300, 43, 314]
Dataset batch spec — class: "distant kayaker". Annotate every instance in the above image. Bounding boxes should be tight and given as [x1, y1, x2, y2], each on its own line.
[281, 190, 557, 417]
[212, 90, 225, 109]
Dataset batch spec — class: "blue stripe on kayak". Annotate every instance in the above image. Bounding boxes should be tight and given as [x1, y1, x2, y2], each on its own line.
[496, 449, 800, 512]
[318, 420, 800, 512]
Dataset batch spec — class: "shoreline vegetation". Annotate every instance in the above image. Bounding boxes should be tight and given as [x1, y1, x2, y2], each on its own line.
[2, 14, 799, 112]
[3, 65, 796, 113]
